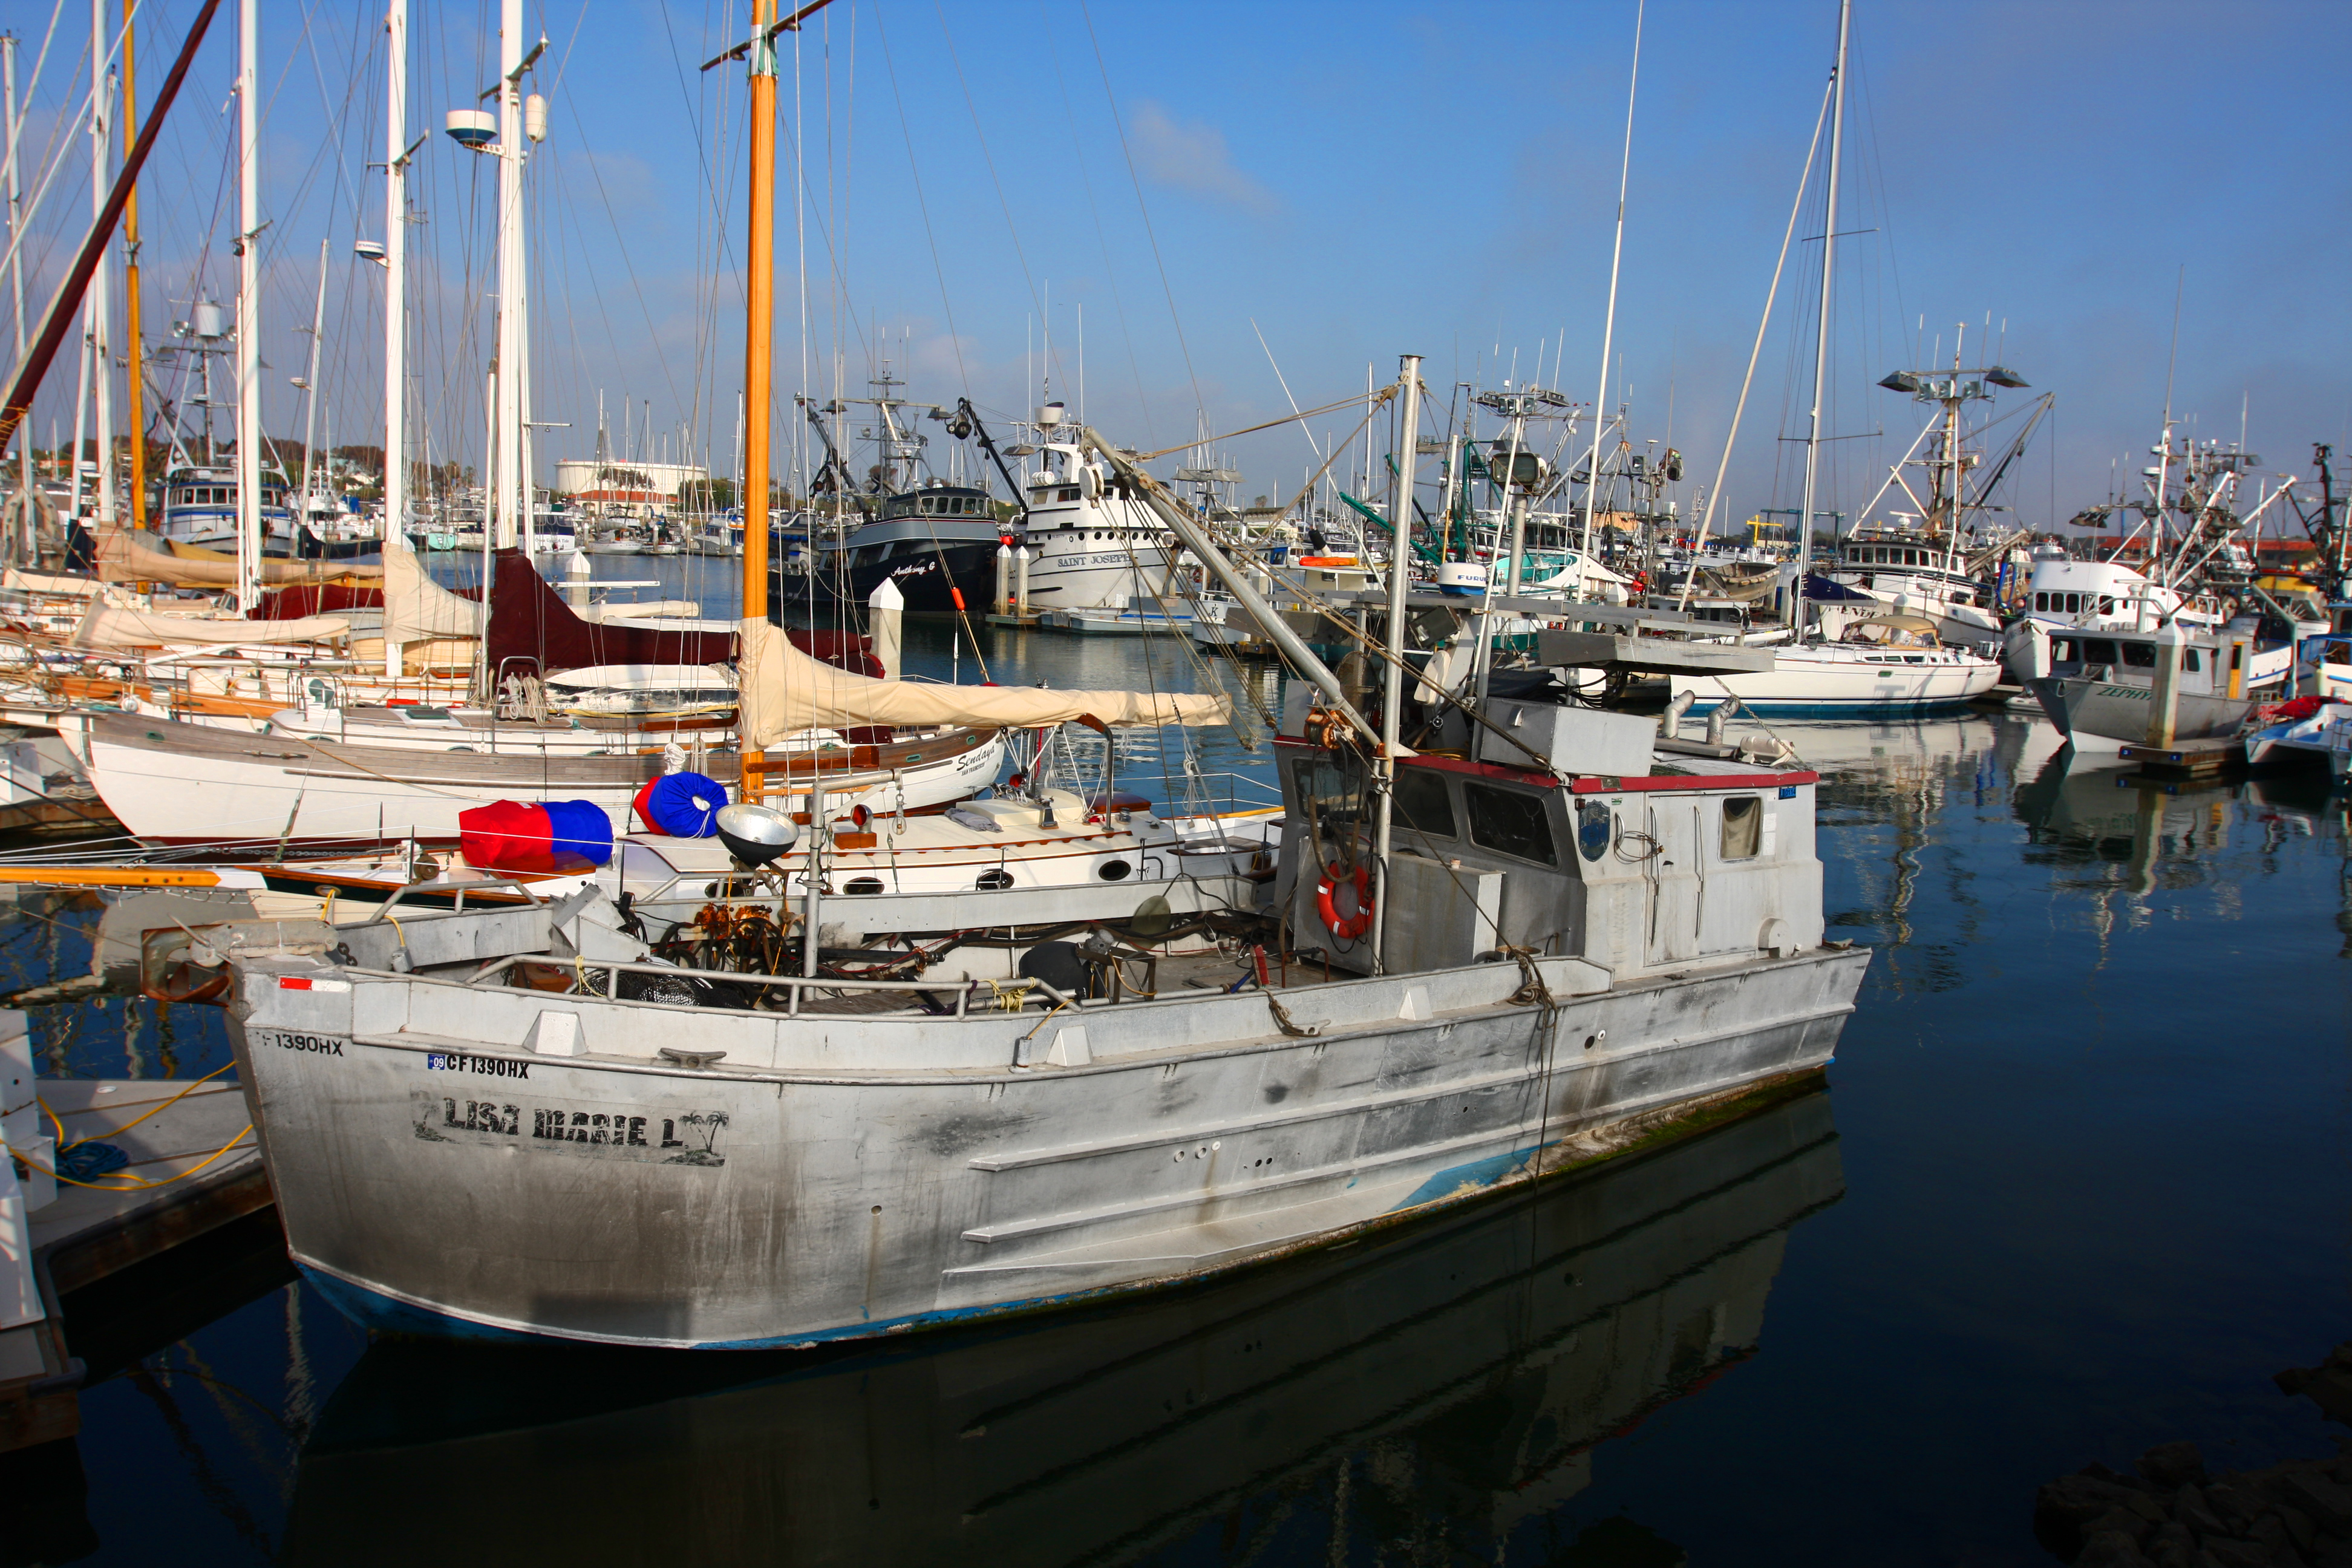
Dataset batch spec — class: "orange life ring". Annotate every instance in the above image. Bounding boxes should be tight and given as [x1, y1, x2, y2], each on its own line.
[1315, 863, 1374, 940]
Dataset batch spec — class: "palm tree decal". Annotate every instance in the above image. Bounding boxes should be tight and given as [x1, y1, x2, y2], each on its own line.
[667, 1110, 730, 1165]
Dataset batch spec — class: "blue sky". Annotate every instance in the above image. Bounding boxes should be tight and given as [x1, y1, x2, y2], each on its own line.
[8, 0, 2348, 532]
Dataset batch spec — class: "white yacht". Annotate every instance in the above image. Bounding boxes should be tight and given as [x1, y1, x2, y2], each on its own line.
[1670, 615, 2001, 716]
[1018, 433, 1181, 613]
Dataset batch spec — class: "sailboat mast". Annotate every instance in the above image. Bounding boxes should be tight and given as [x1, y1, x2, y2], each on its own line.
[493, 0, 523, 551]
[120, 0, 145, 529]
[298, 237, 325, 510]
[1794, 0, 1849, 644]
[382, 0, 408, 603]
[88, 0, 116, 527]
[741, 0, 779, 620]
[234, 0, 260, 610]
[1578, 0, 1642, 563]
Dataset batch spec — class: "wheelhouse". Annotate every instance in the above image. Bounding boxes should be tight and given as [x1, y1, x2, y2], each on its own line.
[1273, 722, 1823, 984]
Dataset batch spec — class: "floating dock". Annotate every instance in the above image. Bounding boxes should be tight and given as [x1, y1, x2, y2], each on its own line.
[2116, 736, 2244, 780]
[2, 1042, 267, 1451]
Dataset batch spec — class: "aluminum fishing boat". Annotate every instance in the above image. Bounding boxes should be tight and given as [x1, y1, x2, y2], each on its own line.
[221, 651, 1866, 1348]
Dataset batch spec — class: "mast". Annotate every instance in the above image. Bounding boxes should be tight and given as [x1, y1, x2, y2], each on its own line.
[492, 0, 523, 550]
[120, 0, 145, 528]
[296, 236, 326, 514]
[1578, 0, 1642, 563]
[741, 0, 778, 620]
[382, 0, 409, 612]
[1370, 354, 1421, 976]
[88, 0, 116, 527]
[1794, 0, 1849, 645]
[233, 0, 259, 609]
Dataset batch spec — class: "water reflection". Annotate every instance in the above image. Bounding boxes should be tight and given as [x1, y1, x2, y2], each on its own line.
[1779, 712, 2352, 980]
[280, 1091, 1844, 1567]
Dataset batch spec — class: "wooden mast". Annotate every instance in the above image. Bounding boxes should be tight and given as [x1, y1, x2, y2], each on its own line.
[721, 0, 838, 624]
[742, 0, 777, 622]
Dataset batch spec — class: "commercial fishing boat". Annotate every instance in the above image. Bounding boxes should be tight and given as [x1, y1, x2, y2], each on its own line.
[1817, 346, 2051, 651]
[2013, 619, 2270, 754]
[219, 411, 1870, 1350]
[206, 0, 1871, 1353]
[276, 1088, 1842, 1564]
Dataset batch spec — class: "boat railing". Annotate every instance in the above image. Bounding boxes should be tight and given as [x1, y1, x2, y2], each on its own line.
[1158, 768, 1283, 816]
[355, 876, 554, 920]
[456, 951, 1076, 1020]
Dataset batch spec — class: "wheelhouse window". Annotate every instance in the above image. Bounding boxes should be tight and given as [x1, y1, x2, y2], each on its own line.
[1720, 796, 1763, 860]
[1393, 767, 1456, 839]
[2120, 642, 2157, 669]
[1288, 750, 1369, 846]
[1464, 783, 1557, 866]
[2082, 638, 2121, 665]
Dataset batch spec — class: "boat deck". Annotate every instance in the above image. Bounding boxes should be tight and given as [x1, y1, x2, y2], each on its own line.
[781, 943, 1338, 1019]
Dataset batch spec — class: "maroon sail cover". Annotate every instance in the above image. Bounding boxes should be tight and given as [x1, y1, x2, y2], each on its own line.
[254, 583, 391, 619]
[484, 549, 878, 677]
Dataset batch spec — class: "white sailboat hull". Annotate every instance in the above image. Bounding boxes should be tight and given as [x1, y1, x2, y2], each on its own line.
[82, 714, 1006, 843]
[1670, 645, 2001, 716]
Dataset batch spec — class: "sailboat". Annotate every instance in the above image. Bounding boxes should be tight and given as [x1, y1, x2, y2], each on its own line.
[1668, 5, 1999, 718]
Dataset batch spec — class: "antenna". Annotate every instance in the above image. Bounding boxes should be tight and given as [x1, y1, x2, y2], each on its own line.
[2161, 264, 2184, 426]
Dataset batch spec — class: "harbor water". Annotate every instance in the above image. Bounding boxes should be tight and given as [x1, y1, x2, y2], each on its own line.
[5, 605, 2350, 1565]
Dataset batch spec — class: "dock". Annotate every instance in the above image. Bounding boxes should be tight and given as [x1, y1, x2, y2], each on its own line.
[2, 1041, 268, 1452]
[2116, 736, 2246, 780]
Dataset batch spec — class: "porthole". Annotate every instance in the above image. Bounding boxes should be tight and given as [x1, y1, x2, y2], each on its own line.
[976, 869, 1014, 890]
[843, 876, 884, 895]
[1098, 859, 1133, 881]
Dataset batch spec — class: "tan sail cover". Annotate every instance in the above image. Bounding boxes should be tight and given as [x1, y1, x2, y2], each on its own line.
[737, 618, 1229, 743]
[382, 546, 482, 645]
[71, 599, 353, 648]
[93, 529, 385, 588]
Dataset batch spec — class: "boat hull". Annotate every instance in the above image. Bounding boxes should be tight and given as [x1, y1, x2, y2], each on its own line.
[276, 1088, 1842, 1566]
[781, 539, 1002, 617]
[1670, 653, 2000, 716]
[82, 713, 1005, 843]
[1019, 540, 1178, 613]
[2038, 676, 2253, 753]
[226, 944, 1869, 1349]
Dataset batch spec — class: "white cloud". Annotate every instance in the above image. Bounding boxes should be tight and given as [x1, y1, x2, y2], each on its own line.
[1127, 100, 1277, 215]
